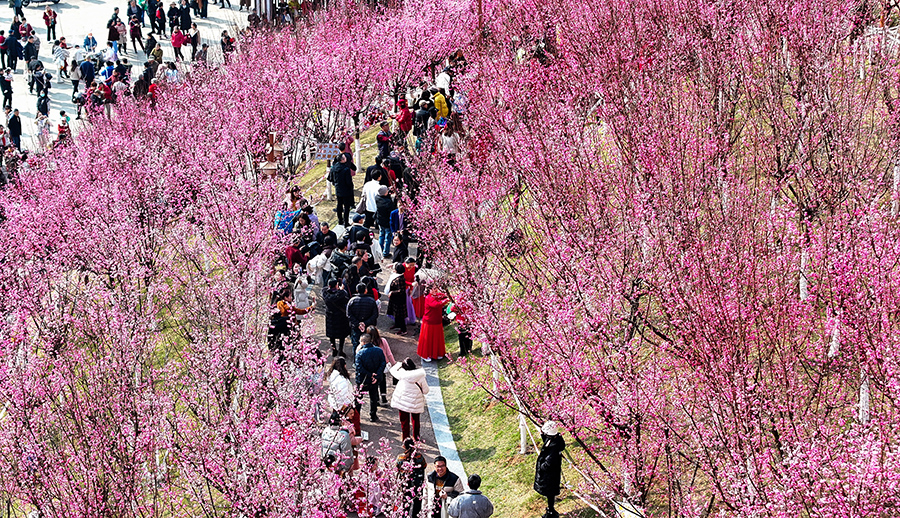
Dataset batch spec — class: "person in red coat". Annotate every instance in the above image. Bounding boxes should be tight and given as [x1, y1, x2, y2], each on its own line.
[416, 285, 447, 362]
[395, 98, 413, 140]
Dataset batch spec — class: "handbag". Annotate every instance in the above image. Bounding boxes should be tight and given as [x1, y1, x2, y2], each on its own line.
[355, 196, 366, 214]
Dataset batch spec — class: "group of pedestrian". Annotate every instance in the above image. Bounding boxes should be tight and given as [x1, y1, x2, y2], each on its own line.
[258, 49, 500, 517]
[0, 0, 248, 151]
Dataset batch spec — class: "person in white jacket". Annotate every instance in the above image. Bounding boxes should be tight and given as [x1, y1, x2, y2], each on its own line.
[327, 357, 359, 436]
[306, 251, 329, 285]
[390, 358, 430, 441]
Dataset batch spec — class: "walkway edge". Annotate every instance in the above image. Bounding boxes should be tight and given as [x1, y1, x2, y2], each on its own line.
[422, 361, 468, 488]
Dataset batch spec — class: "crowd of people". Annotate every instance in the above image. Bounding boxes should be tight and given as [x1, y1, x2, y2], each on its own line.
[265, 54, 503, 517]
[0, 0, 242, 167]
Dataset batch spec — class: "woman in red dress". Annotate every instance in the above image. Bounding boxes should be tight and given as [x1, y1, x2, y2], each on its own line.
[417, 286, 447, 362]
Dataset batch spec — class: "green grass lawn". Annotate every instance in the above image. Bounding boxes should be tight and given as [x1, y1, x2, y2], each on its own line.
[439, 331, 597, 518]
[291, 126, 382, 226]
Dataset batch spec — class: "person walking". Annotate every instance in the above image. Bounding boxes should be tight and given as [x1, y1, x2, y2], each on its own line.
[5, 33, 20, 72]
[116, 20, 128, 54]
[376, 120, 393, 160]
[361, 171, 382, 229]
[375, 185, 396, 258]
[42, 6, 57, 41]
[36, 91, 48, 116]
[144, 33, 157, 58]
[448, 475, 494, 518]
[166, 3, 179, 36]
[126, 0, 144, 26]
[170, 27, 186, 61]
[52, 41, 68, 83]
[188, 23, 199, 60]
[366, 325, 395, 403]
[331, 152, 356, 227]
[354, 333, 386, 423]
[153, 2, 167, 35]
[130, 17, 145, 53]
[22, 36, 36, 64]
[329, 154, 356, 227]
[178, 0, 192, 31]
[0, 32, 7, 69]
[78, 57, 94, 86]
[389, 357, 428, 441]
[67, 60, 81, 97]
[323, 278, 351, 358]
[11, 0, 24, 19]
[0, 70, 12, 110]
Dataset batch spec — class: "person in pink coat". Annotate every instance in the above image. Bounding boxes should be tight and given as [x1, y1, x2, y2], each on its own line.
[171, 27, 187, 61]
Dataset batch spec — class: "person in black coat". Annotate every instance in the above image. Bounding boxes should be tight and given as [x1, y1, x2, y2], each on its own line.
[166, 3, 180, 35]
[413, 100, 431, 137]
[22, 37, 37, 63]
[331, 153, 355, 227]
[354, 332, 386, 421]
[346, 282, 378, 349]
[178, 1, 192, 31]
[341, 256, 365, 296]
[7, 109, 21, 150]
[267, 311, 293, 363]
[365, 157, 386, 183]
[534, 421, 566, 518]
[323, 278, 350, 357]
[315, 221, 337, 246]
[387, 263, 408, 334]
[346, 214, 372, 246]
[6, 34, 22, 71]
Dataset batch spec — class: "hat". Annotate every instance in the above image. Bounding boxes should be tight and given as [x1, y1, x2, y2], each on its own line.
[541, 421, 559, 436]
[352, 214, 365, 223]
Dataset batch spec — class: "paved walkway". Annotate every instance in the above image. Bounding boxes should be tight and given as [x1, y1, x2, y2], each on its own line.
[0, 0, 246, 149]
[306, 231, 469, 502]
[422, 360, 468, 485]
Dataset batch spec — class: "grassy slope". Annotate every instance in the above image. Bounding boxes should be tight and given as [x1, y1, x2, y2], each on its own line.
[292, 127, 381, 225]
[439, 331, 594, 518]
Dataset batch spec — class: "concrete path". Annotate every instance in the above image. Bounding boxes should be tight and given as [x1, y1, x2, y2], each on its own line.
[0, 0, 246, 149]
[422, 360, 468, 487]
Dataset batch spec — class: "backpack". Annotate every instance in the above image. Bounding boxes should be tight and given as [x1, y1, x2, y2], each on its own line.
[329, 251, 351, 281]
